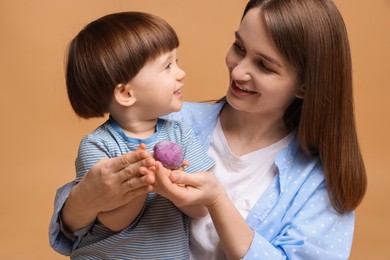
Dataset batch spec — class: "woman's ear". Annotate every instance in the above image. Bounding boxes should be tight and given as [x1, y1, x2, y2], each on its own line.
[113, 83, 136, 107]
[295, 84, 305, 99]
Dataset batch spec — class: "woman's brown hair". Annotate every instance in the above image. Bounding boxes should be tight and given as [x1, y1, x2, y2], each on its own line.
[243, 0, 367, 213]
[66, 12, 179, 118]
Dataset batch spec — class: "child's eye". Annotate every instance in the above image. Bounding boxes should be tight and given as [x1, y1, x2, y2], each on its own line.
[165, 63, 172, 69]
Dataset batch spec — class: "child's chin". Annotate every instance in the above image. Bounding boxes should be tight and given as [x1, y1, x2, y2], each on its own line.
[172, 102, 183, 112]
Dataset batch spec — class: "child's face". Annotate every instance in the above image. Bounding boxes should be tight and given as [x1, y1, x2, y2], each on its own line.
[127, 49, 186, 119]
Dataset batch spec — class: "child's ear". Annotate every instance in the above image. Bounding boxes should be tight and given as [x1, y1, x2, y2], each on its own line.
[113, 83, 136, 107]
[295, 84, 305, 99]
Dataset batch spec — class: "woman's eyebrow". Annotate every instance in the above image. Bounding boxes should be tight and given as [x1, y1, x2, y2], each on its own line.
[235, 31, 282, 68]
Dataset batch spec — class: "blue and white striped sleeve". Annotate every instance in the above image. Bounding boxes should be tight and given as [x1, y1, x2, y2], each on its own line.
[177, 122, 215, 174]
[75, 135, 111, 182]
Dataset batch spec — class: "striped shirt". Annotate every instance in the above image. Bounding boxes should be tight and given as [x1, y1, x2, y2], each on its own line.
[70, 117, 215, 259]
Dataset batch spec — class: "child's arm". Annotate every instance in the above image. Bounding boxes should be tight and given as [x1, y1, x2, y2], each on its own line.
[97, 194, 148, 231]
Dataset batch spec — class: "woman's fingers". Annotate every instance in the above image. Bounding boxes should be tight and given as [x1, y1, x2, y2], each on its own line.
[112, 150, 155, 183]
[71, 144, 156, 214]
[170, 170, 205, 187]
[123, 171, 154, 189]
[122, 182, 153, 202]
[118, 166, 155, 199]
[97, 143, 151, 172]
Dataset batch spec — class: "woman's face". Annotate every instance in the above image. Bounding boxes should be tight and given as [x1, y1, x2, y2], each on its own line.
[225, 8, 304, 118]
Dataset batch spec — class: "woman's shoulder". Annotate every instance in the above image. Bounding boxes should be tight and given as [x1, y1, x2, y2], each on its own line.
[182, 101, 224, 111]
[161, 101, 225, 149]
[157, 118, 195, 137]
[276, 134, 324, 184]
[165, 101, 224, 123]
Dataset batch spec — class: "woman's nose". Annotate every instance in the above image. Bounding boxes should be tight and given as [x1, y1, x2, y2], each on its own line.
[231, 58, 251, 81]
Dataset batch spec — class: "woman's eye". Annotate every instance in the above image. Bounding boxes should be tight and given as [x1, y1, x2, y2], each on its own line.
[257, 61, 274, 73]
[233, 42, 245, 54]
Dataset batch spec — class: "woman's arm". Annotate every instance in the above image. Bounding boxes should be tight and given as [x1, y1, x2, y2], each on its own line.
[61, 145, 156, 233]
[206, 194, 254, 259]
[152, 168, 253, 259]
[49, 181, 78, 255]
[50, 147, 156, 255]
[155, 168, 355, 260]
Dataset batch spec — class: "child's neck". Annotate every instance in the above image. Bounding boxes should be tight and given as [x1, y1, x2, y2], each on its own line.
[115, 117, 158, 140]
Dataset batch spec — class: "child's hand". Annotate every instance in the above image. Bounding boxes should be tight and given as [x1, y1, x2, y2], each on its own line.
[177, 160, 189, 171]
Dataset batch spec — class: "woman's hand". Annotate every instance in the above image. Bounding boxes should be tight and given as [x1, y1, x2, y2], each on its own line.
[152, 162, 225, 208]
[80, 144, 156, 212]
[61, 144, 156, 233]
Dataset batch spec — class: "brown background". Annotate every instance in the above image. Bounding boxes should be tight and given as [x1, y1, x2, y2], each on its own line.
[0, 0, 389, 259]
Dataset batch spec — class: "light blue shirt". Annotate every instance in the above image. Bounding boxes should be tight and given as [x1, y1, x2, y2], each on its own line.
[50, 102, 355, 259]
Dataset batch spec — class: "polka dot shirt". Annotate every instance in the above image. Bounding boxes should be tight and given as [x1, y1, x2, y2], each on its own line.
[168, 102, 355, 260]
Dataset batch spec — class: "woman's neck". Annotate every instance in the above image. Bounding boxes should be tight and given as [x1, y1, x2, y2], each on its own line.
[219, 104, 288, 156]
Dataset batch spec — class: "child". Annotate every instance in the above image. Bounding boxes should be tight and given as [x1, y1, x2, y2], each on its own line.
[64, 11, 214, 259]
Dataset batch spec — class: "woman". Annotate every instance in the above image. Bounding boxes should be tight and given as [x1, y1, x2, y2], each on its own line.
[50, 0, 366, 259]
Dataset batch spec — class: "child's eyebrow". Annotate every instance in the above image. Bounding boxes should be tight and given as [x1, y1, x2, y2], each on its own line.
[161, 52, 174, 64]
[166, 52, 174, 61]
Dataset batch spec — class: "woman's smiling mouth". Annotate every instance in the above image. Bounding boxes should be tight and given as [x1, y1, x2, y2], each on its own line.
[231, 81, 258, 96]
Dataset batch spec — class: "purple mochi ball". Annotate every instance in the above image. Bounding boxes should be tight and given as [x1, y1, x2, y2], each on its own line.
[153, 141, 184, 170]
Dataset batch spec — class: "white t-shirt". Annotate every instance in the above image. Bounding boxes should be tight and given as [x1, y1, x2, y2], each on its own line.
[190, 119, 294, 260]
